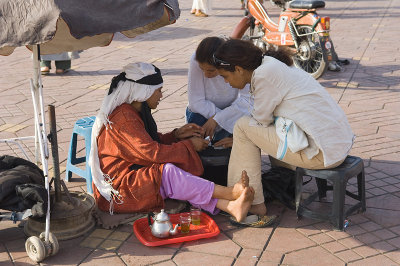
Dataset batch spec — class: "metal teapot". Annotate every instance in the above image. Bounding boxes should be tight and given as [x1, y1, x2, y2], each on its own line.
[147, 209, 179, 238]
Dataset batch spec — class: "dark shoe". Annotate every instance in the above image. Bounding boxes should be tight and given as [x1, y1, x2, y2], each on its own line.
[337, 59, 350, 66]
[230, 214, 277, 228]
[328, 62, 342, 72]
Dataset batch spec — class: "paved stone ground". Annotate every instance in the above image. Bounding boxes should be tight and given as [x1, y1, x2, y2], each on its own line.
[1, 0, 400, 265]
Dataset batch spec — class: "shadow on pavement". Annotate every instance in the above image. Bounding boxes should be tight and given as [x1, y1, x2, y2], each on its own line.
[264, 157, 400, 260]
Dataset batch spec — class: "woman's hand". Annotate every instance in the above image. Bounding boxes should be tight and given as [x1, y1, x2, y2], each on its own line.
[202, 117, 218, 138]
[189, 137, 209, 151]
[175, 123, 204, 140]
[213, 137, 233, 148]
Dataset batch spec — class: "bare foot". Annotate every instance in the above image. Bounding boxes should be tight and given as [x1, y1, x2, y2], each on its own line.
[227, 187, 254, 222]
[241, 170, 249, 187]
[231, 170, 249, 200]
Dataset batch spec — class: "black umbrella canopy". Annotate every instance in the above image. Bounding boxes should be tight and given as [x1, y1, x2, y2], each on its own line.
[0, 0, 180, 55]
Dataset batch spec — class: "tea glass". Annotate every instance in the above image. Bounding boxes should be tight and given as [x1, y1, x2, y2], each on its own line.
[190, 206, 201, 225]
[180, 212, 191, 233]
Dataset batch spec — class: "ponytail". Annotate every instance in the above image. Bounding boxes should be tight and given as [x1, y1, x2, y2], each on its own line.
[263, 46, 293, 66]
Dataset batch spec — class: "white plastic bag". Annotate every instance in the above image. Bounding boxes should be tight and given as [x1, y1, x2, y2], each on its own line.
[275, 117, 309, 160]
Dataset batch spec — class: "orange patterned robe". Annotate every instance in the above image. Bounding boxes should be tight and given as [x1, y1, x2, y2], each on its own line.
[93, 103, 203, 213]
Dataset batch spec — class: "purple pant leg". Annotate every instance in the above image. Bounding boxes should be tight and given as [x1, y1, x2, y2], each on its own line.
[159, 163, 219, 215]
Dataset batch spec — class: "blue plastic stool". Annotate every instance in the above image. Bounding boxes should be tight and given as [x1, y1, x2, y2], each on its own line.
[65, 116, 96, 193]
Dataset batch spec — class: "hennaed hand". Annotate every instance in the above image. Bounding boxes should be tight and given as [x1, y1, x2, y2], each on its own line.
[202, 117, 218, 138]
[189, 136, 209, 151]
[175, 123, 205, 139]
[213, 137, 233, 148]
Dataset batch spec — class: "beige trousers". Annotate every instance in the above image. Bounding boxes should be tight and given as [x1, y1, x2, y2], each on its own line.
[228, 116, 343, 205]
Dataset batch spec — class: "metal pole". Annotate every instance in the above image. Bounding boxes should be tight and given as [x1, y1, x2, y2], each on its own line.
[48, 105, 61, 202]
[31, 44, 50, 243]
[32, 45, 41, 165]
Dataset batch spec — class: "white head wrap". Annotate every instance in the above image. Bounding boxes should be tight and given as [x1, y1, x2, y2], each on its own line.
[88, 62, 163, 213]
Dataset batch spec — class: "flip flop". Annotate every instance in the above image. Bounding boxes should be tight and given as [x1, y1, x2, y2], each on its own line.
[230, 214, 277, 228]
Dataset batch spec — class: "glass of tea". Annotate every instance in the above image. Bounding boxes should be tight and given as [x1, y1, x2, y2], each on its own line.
[190, 206, 201, 225]
[180, 212, 191, 233]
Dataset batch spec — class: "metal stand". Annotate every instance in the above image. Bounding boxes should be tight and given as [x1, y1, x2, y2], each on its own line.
[24, 105, 96, 241]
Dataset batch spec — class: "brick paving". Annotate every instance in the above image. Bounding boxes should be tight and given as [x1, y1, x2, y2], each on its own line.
[1, 0, 400, 265]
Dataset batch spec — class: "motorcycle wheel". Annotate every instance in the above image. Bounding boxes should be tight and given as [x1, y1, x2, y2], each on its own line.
[292, 25, 327, 79]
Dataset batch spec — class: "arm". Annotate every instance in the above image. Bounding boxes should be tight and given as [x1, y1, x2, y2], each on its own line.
[159, 123, 205, 144]
[187, 54, 221, 118]
[158, 131, 177, 144]
[213, 137, 233, 148]
[251, 62, 286, 126]
[213, 84, 253, 134]
[117, 118, 203, 176]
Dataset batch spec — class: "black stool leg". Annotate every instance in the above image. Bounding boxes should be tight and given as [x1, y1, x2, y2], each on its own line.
[358, 169, 366, 212]
[295, 169, 304, 216]
[332, 177, 346, 230]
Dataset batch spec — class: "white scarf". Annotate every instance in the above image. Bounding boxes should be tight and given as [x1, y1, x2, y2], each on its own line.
[88, 62, 162, 213]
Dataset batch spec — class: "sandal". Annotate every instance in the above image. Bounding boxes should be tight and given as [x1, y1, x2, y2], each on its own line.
[195, 10, 208, 17]
[230, 214, 277, 228]
[218, 211, 231, 217]
[190, 9, 196, 14]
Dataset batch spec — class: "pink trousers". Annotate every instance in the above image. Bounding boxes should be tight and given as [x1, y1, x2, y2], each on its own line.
[160, 163, 219, 214]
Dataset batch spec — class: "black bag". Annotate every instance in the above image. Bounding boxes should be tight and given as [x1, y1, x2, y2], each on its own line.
[261, 167, 297, 210]
[199, 146, 231, 186]
[0, 155, 47, 218]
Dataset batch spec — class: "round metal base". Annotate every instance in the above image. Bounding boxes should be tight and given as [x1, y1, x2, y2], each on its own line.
[24, 192, 95, 240]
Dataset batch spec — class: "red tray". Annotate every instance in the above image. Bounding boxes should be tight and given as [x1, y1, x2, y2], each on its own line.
[133, 212, 220, 246]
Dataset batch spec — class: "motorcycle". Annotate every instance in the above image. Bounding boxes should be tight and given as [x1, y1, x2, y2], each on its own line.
[232, 0, 344, 79]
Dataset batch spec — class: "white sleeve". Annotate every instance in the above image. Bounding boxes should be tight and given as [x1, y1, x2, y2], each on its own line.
[187, 55, 220, 119]
[251, 65, 285, 126]
[213, 84, 253, 133]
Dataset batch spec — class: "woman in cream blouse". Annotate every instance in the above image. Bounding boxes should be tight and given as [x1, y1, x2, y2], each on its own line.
[213, 39, 354, 218]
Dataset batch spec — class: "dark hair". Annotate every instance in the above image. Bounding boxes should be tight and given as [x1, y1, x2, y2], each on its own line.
[264, 46, 294, 67]
[214, 39, 293, 72]
[195, 37, 225, 65]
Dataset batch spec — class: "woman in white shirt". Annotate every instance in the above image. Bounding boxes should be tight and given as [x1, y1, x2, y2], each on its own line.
[213, 39, 354, 217]
[187, 37, 252, 148]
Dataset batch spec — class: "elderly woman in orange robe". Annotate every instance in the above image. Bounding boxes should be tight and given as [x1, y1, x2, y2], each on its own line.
[89, 62, 254, 222]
